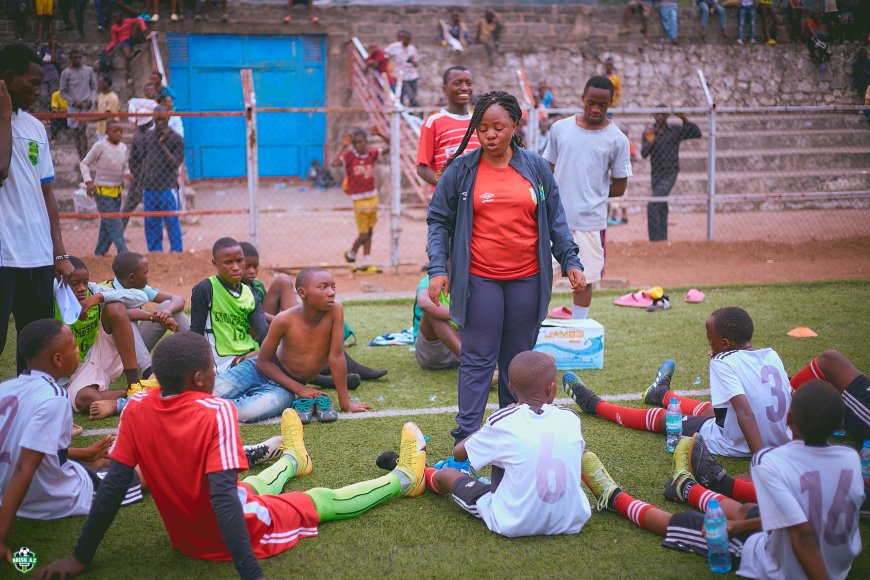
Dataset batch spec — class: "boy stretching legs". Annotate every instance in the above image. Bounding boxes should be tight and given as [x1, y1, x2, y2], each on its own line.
[429, 351, 590, 537]
[214, 268, 371, 423]
[36, 332, 425, 580]
[582, 380, 863, 578]
[565, 307, 792, 462]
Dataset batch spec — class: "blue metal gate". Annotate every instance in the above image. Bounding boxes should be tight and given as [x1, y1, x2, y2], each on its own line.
[166, 34, 326, 179]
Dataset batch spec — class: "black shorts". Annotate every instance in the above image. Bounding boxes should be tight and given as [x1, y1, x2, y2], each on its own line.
[662, 505, 760, 559]
[682, 415, 713, 436]
[843, 375, 870, 440]
[451, 475, 491, 519]
[86, 466, 144, 506]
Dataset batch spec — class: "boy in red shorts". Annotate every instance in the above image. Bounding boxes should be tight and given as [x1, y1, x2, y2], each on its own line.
[36, 332, 426, 579]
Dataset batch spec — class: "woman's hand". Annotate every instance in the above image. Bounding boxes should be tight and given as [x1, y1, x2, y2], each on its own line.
[428, 275, 449, 305]
[567, 269, 586, 294]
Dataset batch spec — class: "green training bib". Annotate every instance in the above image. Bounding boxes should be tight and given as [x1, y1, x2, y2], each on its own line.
[209, 276, 259, 357]
[55, 291, 100, 362]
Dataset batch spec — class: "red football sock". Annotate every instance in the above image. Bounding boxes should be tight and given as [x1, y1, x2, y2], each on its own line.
[686, 482, 727, 512]
[663, 390, 711, 416]
[790, 357, 824, 391]
[730, 477, 757, 503]
[613, 491, 654, 529]
[424, 467, 443, 495]
[596, 401, 664, 432]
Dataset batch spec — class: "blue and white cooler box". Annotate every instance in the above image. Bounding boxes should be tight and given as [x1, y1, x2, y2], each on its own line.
[533, 318, 604, 370]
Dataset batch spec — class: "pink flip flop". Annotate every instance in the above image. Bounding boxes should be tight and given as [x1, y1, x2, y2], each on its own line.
[548, 305, 573, 319]
[614, 291, 653, 308]
[685, 289, 705, 303]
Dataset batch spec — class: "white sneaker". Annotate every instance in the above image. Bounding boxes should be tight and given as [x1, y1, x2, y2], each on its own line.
[151, 13, 159, 22]
[243, 435, 283, 468]
[170, 13, 178, 21]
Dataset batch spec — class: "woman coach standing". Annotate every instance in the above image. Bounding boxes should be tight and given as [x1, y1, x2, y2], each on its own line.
[426, 90, 586, 455]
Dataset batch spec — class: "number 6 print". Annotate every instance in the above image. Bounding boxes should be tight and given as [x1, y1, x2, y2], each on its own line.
[536, 433, 567, 504]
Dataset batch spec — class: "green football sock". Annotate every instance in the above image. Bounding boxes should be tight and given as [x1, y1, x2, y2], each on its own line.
[304, 472, 402, 523]
[241, 455, 297, 496]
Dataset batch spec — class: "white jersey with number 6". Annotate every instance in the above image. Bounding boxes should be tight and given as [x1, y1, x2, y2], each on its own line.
[463, 403, 590, 537]
[738, 441, 864, 580]
[700, 348, 792, 457]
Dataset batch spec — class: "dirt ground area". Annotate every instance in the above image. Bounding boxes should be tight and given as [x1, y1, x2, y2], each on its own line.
[81, 236, 870, 301]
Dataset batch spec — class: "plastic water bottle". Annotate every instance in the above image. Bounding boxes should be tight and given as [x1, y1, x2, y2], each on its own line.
[665, 397, 682, 453]
[705, 499, 732, 574]
[861, 440, 870, 487]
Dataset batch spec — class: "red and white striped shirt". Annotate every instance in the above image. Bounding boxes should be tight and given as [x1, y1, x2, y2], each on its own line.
[416, 109, 480, 175]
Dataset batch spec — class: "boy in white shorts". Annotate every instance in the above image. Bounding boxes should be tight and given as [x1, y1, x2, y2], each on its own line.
[0, 319, 142, 561]
[543, 75, 631, 319]
[59, 257, 170, 418]
[428, 351, 590, 537]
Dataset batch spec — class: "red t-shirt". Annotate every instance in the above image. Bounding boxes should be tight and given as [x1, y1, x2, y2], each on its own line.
[340, 148, 379, 197]
[364, 49, 394, 85]
[111, 390, 319, 561]
[416, 109, 480, 176]
[469, 160, 540, 280]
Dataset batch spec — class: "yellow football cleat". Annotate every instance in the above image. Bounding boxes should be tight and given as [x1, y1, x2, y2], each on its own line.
[395, 422, 427, 497]
[280, 408, 312, 476]
[126, 377, 160, 397]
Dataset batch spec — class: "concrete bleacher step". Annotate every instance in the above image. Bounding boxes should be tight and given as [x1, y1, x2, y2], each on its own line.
[636, 168, 870, 197]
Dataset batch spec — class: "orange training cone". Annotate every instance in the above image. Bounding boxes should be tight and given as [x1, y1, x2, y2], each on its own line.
[787, 327, 818, 338]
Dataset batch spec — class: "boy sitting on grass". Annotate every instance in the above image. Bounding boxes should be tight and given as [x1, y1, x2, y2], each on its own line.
[582, 379, 863, 579]
[240, 241, 387, 384]
[59, 257, 168, 419]
[108, 251, 189, 352]
[412, 273, 460, 370]
[0, 320, 143, 563]
[190, 237, 268, 374]
[565, 307, 791, 468]
[35, 332, 425, 580]
[381, 351, 590, 537]
[214, 268, 372, 423]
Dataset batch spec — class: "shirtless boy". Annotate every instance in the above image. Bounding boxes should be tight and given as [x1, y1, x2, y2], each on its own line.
[214, 268, 371, 423]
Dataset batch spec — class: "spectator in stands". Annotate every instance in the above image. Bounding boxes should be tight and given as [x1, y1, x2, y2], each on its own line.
[95, 76, 119, 142]
[697, 0, 727, 40]
[659, 0, 680, 45]
[49, 88, 67, 145]
[863, 82, 870, 127]
[80, 120, 130, 256]
[156, 93, 183, 137]
[127, 81, 158, 129]
[363, 43, 395, 91]
[439, 11, 472, 50]
[60, 49, 96, 161]
[284, 0, 318, 24]
[8, 0, 27, 41]
[0, 44, 75, 372]
[736, 0, 758, 44]
[477, 9, 502, 66]
[35, 0, 54, 40]
[151, 71, 175, 100]
[604, 58, 620, 118]
[385, 31, 420, 108]
[822, 0, 840, 44]
[852, 48, 870, 100]
[105, 13, 147, 71]
[758, 0, 780, 44]
[803, 11, 831, 69]
[641, 108, 701, 242]
[141, 105, 185, 253]
[620, 0, 651, 36]
[37, 34, 63, 108]
[535, 83, 554, 109]
[308, 159, 336, 190]
[785, 0, 803, 43]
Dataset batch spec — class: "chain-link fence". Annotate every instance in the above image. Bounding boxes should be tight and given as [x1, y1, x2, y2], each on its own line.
[40, 77, 870, 272]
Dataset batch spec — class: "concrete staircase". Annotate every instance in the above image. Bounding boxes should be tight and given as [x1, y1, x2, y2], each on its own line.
[615, 112, 870, 207]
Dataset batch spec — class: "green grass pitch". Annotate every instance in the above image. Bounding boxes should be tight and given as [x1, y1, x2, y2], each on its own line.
[3, 280, 869, 578]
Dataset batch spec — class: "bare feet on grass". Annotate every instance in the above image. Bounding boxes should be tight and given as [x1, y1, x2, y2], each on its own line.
[89, 399, 117, 420]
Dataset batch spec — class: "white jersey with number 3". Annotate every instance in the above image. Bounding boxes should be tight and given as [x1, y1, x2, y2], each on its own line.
[738, 441, 864, 580]
[464, 403, 590, 537]
[700, 348, 792, 457]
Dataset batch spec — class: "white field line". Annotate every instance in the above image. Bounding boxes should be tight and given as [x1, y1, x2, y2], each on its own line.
[79, 388, 711, 438]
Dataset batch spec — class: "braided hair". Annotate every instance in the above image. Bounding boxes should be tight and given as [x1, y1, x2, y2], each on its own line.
[442, 90, 526, 172]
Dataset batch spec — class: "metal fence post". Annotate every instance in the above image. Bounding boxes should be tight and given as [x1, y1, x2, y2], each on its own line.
[526, 105, 539, 155]
[390, 106, 401, 273]
[697, 69, 716, 241]
[241, 69, 259, 247]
